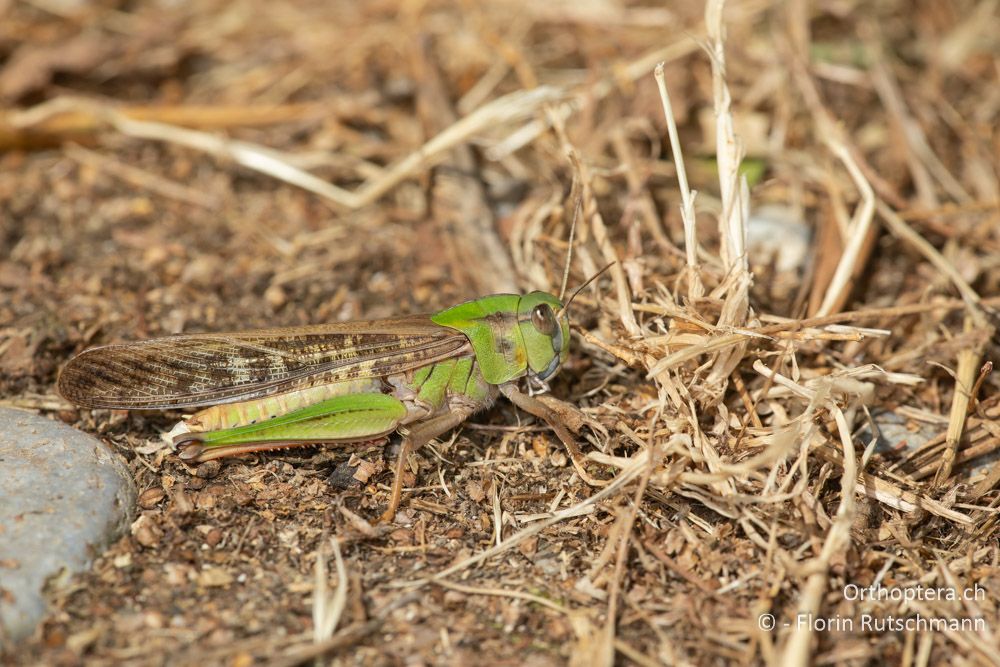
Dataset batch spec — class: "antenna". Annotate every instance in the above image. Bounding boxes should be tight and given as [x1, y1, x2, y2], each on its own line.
[557, 261, 614, 320]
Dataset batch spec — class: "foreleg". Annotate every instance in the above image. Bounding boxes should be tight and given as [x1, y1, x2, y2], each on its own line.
[499, 383, 609, 487]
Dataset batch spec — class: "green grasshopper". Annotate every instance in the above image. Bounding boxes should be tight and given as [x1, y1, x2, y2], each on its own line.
[57, 288, 603, 523]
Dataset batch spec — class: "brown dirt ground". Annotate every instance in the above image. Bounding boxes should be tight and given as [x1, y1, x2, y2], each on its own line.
[2, 0, 999, 665]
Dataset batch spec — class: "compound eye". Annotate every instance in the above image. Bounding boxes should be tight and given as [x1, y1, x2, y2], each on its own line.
[530, 304, 557, 336]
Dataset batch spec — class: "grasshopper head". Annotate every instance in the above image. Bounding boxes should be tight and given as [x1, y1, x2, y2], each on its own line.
[517, 291, 570, 382]
[431, 291, 570, 385]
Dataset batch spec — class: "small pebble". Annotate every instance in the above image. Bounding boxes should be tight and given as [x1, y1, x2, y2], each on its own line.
[138, 488, 166, 509]
[131, 515, 160, 548]
[518, 536, 539, 557]
[326, 460, 362, 490]
[264, 284, 287, 309]
[465, 480, 486, 503]
[195, 460, 222, 479]
[205, 529, 223, 548]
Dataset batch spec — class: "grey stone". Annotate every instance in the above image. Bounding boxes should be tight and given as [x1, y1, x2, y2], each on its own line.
[747, 204, 812, 273]
[862, 409, 937, 454]
[0, 407, 136, 648]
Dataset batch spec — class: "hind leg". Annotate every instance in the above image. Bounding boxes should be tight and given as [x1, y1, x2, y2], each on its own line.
[174, 393, 407, 462]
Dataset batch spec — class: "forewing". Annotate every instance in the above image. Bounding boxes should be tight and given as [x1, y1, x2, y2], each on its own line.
[57, 315, 470, 409]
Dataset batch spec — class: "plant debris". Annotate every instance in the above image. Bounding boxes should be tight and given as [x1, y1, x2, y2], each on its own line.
[2, 0, 999, 664]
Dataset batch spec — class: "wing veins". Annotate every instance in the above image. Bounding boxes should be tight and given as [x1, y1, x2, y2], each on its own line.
[59, 323, 470, 409]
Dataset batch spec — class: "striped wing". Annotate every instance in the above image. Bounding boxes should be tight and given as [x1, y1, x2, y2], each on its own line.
[57, 315, 470, 409]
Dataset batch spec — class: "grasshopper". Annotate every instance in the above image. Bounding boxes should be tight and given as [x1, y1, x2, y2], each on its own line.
[57, 288, 603, 523]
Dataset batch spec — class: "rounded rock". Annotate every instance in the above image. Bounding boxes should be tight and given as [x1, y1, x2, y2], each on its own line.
[0, 408, 136, 648]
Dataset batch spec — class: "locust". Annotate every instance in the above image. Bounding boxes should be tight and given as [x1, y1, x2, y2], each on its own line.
[57, 286, 603, 523]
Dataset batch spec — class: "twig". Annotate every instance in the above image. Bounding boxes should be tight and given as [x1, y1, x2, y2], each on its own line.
[272, 593, 422, 667]
[602, 453, 657, 667]
[933, 315, 984, 486]
[65, 143, 220, 209]
[14, 89, 563, 211]
[876, 200, 989, 320]
[412, 37, 518, 294]
[814, 140, 876, 317]
[2, 99, 329, 150]
[405, 444, 662, 585]
[312, 536, 348, 644]
[778, 391, 858, 665]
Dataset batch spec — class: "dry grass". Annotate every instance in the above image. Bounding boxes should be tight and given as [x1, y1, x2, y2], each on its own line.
[2, 0, 999, 665]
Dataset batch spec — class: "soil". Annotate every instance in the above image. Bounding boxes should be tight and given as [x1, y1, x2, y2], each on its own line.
[2, 0, 999, 665]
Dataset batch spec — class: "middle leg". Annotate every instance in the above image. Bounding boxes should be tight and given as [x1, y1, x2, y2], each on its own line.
[378, 407, 474, 524]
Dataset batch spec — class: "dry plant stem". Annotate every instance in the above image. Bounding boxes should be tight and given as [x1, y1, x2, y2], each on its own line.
[433, 579, 566, 614]
[778, 397, 858, 665]
[789, 35, 987, 320]
[610, 640, 663, 667]
[892, 399, 1000, 471]
[696, 0, 754, 399]
[877, 200, 989, 319]
[405, 444, 664, 586]
[814, 140, 876, 317]
[749, 361, 972, 524]
[967, 362, 992, 415]
[868, 45, 972, 206]
[588, 190, 643, 338]
[491, 475, 502, 548]
[811, 445, 973, 524]
[1, 100, 328, 150]
[559, 182, 581, 301]
[971, 458, 1000, 500]
[910, 436, 1000, 482]
[933, 314, 984, 486]
[647, 331, 748, 377]
[705, 0, 747, 275]
[869, 55, 939, 210]
[784, 23, 913, 212]
[489, 37, 703, 159]
[899, 200, 1000, 222]
[755, 296, 1000, 332]
[603, 456, 657, 667]
[16, 89, 562, 211]
[653, 63, 702, 300]
[609, 129, 676, 256]
[549, 111, 641, 337]
[786, 28, 883, 317]
[312, 536, 348, 644]
[109, 113, 361, 208]
[731, 371, 763, 430]
[271, 593, 423, 667]
[491, 0, 778, 159]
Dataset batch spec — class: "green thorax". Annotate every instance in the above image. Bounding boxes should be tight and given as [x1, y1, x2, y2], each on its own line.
[430, 292, 569, 385]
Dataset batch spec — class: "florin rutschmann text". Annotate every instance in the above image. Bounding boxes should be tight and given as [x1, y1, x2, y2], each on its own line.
[793, 613, 986, 632]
